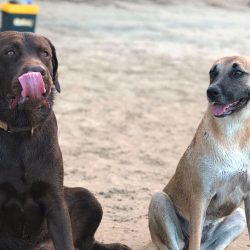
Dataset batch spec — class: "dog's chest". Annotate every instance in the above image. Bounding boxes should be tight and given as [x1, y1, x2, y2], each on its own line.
[0, 168, 46, 237]
[0, 136, 58, 231]
[203, 144, 250, 219]
[0, 160, 45, 212]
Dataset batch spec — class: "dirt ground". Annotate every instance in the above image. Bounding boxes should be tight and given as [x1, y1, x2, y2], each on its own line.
[24, 0, 250, 249]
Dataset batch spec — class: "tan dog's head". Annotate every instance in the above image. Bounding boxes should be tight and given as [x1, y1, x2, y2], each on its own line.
[207, 56, 250, 118]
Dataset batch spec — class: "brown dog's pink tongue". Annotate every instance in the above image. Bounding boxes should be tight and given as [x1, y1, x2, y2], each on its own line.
[18, 72, 46, 99]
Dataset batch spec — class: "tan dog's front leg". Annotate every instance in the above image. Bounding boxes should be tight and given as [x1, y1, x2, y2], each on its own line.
[189, 194, 207, 250]
[244, 193, 250, 235]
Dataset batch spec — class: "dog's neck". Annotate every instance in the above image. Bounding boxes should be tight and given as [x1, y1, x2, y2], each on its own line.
[0, 106, 54, 135]
[0, 119, 37, 135]
[203, 103, 250, 147]
[0, 93, 54, 135]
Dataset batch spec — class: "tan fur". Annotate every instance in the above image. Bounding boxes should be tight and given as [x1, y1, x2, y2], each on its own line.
[149, 56, 250, 250]
[239, 117, 250, 149]
[213, 55, 250, 71]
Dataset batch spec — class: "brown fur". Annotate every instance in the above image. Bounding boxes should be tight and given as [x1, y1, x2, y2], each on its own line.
[0, 31, 131, 250]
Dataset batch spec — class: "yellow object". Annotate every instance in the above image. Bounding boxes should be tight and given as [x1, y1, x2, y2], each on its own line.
[1, 2, 39, 15]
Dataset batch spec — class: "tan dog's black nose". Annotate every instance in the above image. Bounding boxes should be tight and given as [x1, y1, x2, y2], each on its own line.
[207, 85, 221, 102]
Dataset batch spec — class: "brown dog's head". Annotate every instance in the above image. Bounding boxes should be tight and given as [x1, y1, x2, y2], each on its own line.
[0, 31, 60, 127]
[207, 56, 250, 118]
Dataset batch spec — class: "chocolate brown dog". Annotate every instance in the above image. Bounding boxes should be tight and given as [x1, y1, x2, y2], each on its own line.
[0, 31, 130, 250]
[148, 56, 250, 250]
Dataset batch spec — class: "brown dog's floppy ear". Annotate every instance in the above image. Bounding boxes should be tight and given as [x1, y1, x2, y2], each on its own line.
[47, 39, 61, 93]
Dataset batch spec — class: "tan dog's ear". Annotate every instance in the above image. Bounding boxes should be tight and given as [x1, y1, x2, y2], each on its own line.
[46, 39, 61, 93]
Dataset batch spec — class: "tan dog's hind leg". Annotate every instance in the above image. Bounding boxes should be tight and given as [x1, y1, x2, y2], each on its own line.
[149, 192, 185, 250]
[201, 208, 246, 250]
[149, 194, 245, 250]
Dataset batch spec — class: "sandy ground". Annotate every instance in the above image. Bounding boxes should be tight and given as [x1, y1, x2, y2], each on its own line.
[9, 0, 250, 249]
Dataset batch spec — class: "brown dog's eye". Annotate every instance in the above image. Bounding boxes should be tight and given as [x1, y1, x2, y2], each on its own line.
[41, 50, 49, 57]
[6, 50, 15, 56]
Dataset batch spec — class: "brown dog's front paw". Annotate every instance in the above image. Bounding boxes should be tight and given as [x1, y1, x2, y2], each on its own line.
[34, 240, 55, 250]
[92, 242, 131, 250]
[111, 243, 131, 250]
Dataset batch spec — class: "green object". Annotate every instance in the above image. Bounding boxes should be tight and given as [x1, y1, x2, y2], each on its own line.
[1, 3, 39, 32]
[2, 12, 37, 32]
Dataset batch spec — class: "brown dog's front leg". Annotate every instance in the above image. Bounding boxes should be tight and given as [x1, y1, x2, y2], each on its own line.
[188, 194, 207, 250]
[46, 199, 74, 250]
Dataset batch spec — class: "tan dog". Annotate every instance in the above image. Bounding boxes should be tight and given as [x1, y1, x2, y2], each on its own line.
[148, 56, 250, 250]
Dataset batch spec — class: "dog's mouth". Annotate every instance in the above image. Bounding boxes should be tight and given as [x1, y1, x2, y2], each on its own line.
[19, 72, 46, 100]
[9, 72, 51, 110]
[210, 98, 249, 117]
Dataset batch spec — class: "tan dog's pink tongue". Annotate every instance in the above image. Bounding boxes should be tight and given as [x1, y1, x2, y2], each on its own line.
[211, 104, 230, 116]
[18, 72, 46, 99]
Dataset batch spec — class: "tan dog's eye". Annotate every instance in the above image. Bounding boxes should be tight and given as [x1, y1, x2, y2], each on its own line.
[232, 70, 244, 78]
[41, 50, 49, 57]
[209, 67, 218, 82]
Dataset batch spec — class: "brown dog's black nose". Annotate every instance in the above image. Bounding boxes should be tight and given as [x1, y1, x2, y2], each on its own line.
[207, 85, 221, 101]
[25, 65, 46, 76]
